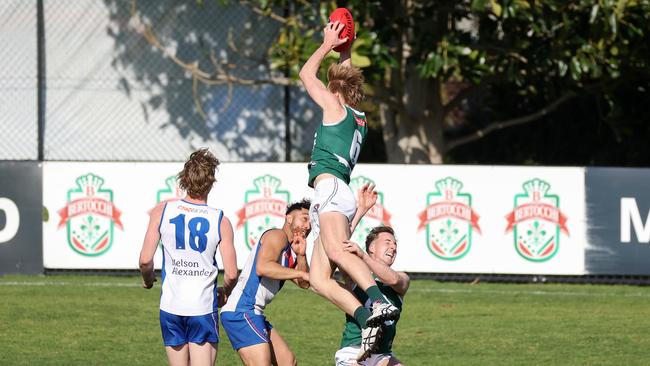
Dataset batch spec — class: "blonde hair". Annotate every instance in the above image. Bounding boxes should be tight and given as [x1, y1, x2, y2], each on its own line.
[327, 64, 365, 107]
[177, 148, 219, 199]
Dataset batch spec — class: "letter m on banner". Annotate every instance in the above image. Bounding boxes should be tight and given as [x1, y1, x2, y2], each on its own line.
[620, 198, 650, 243]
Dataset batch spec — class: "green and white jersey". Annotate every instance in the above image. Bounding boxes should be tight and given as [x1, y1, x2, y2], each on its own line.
[339, 279, 403, 354]
[307, 105, 368, 187]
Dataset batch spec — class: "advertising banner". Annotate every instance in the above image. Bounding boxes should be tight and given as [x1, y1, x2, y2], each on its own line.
[585, 168, 650, 275]
[42, 162, 313, 269]
[351, 165, 586, 275]
[44, 162, 182, 269]
[43, 162, 586, 275]
[0, 161, 43, 274]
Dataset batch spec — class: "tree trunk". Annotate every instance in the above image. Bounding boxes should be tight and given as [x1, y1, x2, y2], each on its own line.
[378, 67, 444, 164]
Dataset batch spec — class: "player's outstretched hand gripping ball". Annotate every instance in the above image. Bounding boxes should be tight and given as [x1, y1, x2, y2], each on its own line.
[329, 8, 355, 52]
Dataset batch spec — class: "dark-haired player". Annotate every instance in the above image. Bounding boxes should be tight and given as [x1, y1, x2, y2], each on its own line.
[335, 226, 410, 366]
[335, 226, 409, 366]
[220, 199, 312, 365]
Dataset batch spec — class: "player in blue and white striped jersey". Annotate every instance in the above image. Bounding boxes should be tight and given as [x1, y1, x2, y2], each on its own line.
[221, 184, 378, 365]
[140, 148, 238, 366]
[220, 199, 311, 366]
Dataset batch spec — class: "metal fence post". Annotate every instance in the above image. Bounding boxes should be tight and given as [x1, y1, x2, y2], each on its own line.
[283, 3, 291, 162]
[36, 0, 45, 161]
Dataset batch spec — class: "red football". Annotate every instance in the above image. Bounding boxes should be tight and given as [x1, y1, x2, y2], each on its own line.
[329, 8, 355, 52]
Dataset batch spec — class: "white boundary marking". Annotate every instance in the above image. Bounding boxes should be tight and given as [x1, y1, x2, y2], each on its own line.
[404, 287, 650, 298]
[0, 281, 140, 288]
[1, 280, 649, 298]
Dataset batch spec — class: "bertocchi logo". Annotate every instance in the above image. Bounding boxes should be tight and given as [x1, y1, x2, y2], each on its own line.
[505, 178, 569, 262]
[418, 177, 481, 261]
[236, 175, 290, 250]
[157, 175, 186, 204]
[57, 173, 123, 257]
[349, 176, 392, 245]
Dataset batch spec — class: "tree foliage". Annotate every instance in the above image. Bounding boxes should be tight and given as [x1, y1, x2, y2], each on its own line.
[231, 0, 650, 165]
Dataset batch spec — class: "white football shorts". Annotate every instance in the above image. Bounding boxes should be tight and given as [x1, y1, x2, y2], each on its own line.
[309, 177, 357, 238]
[335, 346, 396, 366]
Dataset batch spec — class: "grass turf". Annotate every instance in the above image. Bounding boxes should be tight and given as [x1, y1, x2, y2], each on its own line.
[1, 275, 649, 365]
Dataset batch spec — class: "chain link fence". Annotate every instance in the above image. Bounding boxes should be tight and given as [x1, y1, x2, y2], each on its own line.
[0, 0, 318, 162]
[0, 1, 38, 160]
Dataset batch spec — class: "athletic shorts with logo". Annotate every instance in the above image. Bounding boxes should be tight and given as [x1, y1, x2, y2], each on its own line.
[220, 311, 274, 350]
[335, 346, 396, 366]
[310, 177, 357, 237]
[159, 310, 220, 346]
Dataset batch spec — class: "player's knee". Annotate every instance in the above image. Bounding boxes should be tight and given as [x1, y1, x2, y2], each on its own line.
[309, 275, 326, 295]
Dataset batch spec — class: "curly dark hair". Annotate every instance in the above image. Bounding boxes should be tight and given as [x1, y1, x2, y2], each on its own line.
[177, 148, 220, 199]
[286, 198, 311, 215]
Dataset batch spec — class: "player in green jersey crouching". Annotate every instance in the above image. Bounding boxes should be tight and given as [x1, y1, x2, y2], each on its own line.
[335, 226, 410, 366]
[299, 21, 400, 362]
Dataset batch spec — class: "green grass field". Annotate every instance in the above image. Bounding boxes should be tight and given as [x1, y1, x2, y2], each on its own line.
[1, 275, 649, 365]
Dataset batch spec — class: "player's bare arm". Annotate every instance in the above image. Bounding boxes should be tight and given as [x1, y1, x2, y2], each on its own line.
[256, 229, 309, 283]
[339, 35, 352, 68]
[139, 202, 164, 289]
[299, 21, 348, 123]
[350, 183, 378, 234]
[219, 215, 238, 296]
[342, 240, 410, 296]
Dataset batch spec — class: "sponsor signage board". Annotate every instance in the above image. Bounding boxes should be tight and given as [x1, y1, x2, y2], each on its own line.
[0, 162, 43, 274]
[585, 168, 650, 275]
[43, 162, 313, 269]
[43, 162, 586, 274]
[44, 163, 182, 269]
[353, 165, 586, 275]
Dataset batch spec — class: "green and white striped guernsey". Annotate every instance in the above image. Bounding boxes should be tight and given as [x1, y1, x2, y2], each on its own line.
[307, 105, 368, 187]
[339, 279, 403, 354]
